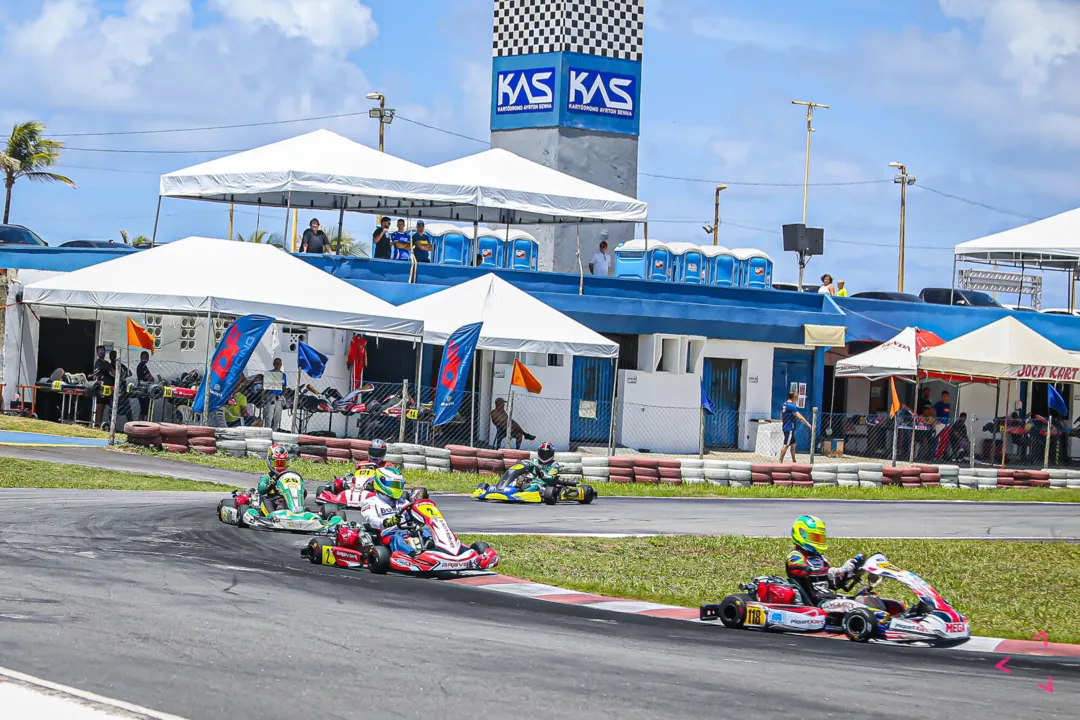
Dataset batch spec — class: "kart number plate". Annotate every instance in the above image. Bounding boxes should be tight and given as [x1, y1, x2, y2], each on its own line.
[102, 386, 112, 397]
[163, 387, 173, 398]
[321, 546, 336, 565]
[52, 380, 63, 390]
[745, 605, 766, 627]
[406, 409, 419, 420]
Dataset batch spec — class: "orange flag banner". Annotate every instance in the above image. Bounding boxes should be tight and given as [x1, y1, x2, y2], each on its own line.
[510, 358, 542, 394]
[127, 317, 155, 353]
[888, 377, 901, 417]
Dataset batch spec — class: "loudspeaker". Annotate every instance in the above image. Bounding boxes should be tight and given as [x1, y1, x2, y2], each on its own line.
[782, 223, 824, 256]
[805, 227, 824, 256]
[782, 223, 804, 253]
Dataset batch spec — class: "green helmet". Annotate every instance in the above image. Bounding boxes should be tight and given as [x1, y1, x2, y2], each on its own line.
[373, 466, 406, 501]
[792, 515, 828, 554]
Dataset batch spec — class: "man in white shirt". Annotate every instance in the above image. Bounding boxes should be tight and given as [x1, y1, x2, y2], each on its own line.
[262, 357, 287, 431]
[589, 240, 610, 276]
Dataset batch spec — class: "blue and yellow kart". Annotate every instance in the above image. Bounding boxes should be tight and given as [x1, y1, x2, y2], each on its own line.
[471, 463, 596, 505]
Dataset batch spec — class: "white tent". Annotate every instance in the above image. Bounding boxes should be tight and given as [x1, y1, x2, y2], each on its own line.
[423, 148, 648, 224]
[398, 274, 618, 358]
[835, 327, 945, 380]
[954, 207, 1080, 270]
[918, 317, 1080, 380]
[159, 129, 475, 212]
[22, 237, 423, 338]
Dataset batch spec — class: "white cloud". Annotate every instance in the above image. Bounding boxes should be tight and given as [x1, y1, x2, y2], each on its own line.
[210, 0, 377, 54]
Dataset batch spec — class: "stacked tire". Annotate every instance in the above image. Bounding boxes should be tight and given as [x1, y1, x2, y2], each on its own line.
[957, 468, 979, 490]
[811, 463, 838, 487]
[555, 451, 583, 482]
[156, 423, 189, 453]
[447, 445, 479, 475]
[633, 457, 660, 485]
[857, 463, 884, 489]
[298, 435, 327, 463]
[680, 458, 705, 485]
[271, 432, 300, 458]
[936, 464, 960, 489]
[425, 446, 451, 473]
[502, 449, 530, 470]
[975, 468, 998, 490]
[350, 438, 371, 464]
[727, 461, 752, 487]
[187, 426, 217, 455]
[396, 443, 427, 472]
[1066, 469, 1080, 489]
[608, 457, 634, 484]
[657, 459, 682, 485]
[243, 427, 273, 460]
[124, 421, 161, 449]
[215, 427, 246, 457]
[476, 449, 503, 476]
[324, 437, 352, 464]
[383, 443, 404, 467]
[750, 464, 773, 487]
[581, 455, 610, 484]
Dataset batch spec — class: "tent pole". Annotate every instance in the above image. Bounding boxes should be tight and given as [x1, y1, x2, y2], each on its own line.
[505, 352, 517, 450]
[292, 209, 299, 250]
[469, 353, 477, 447]
[413, 339, 423, 444]
[576, 224, 584, 295]
[292, 367, 302, 434]
[472, 206, 479, 267]
[336, 199, 345, 255]
[109, 346, 124, 445]
[1044, 397, 1054, 469]
[150, 196, 162, 247]
[284, 192, 293, 252]
[1001, 381, 1011, 468]
[201, 310, 214, 422]
[909, 374, 920, 465]
[607, 354, 619, 456]
[949, 253, 957, 306]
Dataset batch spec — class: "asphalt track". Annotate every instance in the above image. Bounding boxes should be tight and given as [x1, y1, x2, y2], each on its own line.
[2, 445, 1079, 539]
[0, 489, 1076, 720]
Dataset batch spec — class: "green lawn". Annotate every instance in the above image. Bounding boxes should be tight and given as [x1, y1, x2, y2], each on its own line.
[461, 534, 1080, 644]
[0, 456, 234, 492]
[0, 416, 122, 441]
[114, 446, 1080, 501]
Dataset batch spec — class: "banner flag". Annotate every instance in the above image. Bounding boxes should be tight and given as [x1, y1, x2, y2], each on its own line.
[433, 322, 483, 427]
[193, 315, 274, 413]
[510, 358, 543, 394]
[126, 318, 156, 353]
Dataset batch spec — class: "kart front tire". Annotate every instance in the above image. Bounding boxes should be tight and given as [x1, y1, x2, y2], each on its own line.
[368, 545, 391, 575]
[235, 502, 249, 528]
[305, 538, 324, 565]
[320, 503, 340, 521]
[580, 485, 596, 504]
[541, 486, 559, 506]
[718, 595, 747, 629]
[470, 541, 491, 554]
[217, 498, 234, 524]
[842, 608, 877, 643]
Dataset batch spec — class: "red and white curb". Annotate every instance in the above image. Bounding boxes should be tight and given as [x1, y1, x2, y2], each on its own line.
[446, 574, 1080, 658]
[0, 666, 188, 720]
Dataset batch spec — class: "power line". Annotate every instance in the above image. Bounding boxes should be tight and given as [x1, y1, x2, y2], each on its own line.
[914, 183, 1041, 221]
[395, 116, 489, 145]
[640, 172, 891, 188]
[47, 110, 371, 138]
[64, 146, 242, 154]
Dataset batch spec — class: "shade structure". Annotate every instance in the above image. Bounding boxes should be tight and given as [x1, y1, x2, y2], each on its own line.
[954, 207, 1080, 270]
[159, 129, 474, 212]
[917, 317, 1080, 381]
[835, 327, 945, 380]
[397, 274, 619, 358]
[22, 237, 423, 338]
[422, 148, 648, 224]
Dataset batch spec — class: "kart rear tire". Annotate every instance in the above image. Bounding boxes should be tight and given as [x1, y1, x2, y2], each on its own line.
[320, 503, 340, 520]
[411, 487, 430, 500]
[235, 502, 249, 528]
[305, 538, 324, 565]
[470, 541, 491, 554]
[842, 608, 877, 643]
[718, 595, 747, 629]
[368, 545, 391, 575]
[541, 486, 559, 505]
[580, 485, 596, 504]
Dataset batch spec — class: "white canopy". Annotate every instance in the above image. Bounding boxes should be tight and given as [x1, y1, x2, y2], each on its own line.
[398, 274, 618, 358]
[918, 317, 1080, 380]
[835, 327, 944, 380]
[23, 237, 423, 338]
[159, 129, 474, 212]
[954, 207, 1080, 270]
[424, 148, 648, 224]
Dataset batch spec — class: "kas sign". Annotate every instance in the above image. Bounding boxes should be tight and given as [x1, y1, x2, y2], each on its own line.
[567, 68, 637, 119]
[495, 67, 555, 115]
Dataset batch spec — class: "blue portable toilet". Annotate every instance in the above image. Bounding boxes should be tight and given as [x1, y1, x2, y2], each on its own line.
[731, 248, 774, 289]
[667, 242, 707, 284]
[501, 229, 539, 271]
[461, 226, 502, 267]
[426, 223, 470, 265]
[703, 246, 739, 287]
[613, 239, 672, 281]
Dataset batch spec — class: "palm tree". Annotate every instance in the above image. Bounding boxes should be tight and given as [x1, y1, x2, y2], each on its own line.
[2, 121, 75, 223]
[236, 229, 285, 247]
[325, 225, 367, 257]
[120, 230, 152, 247]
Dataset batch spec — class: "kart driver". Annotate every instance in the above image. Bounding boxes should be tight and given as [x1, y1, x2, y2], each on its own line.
[514, 442, 560, 491]
[358, 466, 415, 555]
[786, 515, 864, 606]
[330, 439, 393, 494]
[255, 443, 291, 513]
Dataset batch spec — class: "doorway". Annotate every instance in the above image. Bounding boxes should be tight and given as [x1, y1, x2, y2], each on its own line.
[703, 358, 742, 447]
[36, 318, 97, 423]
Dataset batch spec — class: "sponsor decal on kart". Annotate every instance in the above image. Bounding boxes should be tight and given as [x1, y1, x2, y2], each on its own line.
[946, 622, 969, 635]
[219, 506, 237, 523]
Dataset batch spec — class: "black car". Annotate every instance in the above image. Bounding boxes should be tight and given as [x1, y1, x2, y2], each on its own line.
[919, 287, 1002, 308]
[60, 240, 137, 250]
[849, 291, 925, 302]
[0, 224, 48, 246]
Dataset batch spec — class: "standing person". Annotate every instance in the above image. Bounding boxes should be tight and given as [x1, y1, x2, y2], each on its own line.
[300, 218, 330, 254]
[411, 221, 433, 263]
[818, 274, 835, 295]
[136, 351, 154, 420]
[779, 391, 812, 463]
[589, 240, 610, 276]
[347, 335, 368, 390]
[836, 280, 848, 297]
[263, 358, 287, 431]
[916, 387, 932, 415]
[92, 345, 114, 427]
[932, 390, 951, 423]
[390, 219, 412, 261]
[372, 216, 392, 259]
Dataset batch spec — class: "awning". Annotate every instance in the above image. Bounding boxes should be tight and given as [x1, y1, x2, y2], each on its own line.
[804, 324, 846, 347]
[835, 327, 943, 379]
[918, 316, 1080, 380]
[954, 207, 1080, 270]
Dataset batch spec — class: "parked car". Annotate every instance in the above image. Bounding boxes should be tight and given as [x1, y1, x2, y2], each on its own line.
[849, 291, 924, 302]
[772, 282, 812, 292]
[919, 287, 1002, 308]
[1001, 303, 1036, 312]
[0, 224, 48, 246]
[59, 240, 138, 250]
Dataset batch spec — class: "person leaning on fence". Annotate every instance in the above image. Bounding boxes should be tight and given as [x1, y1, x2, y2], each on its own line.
[262, 358, 287, 431]
[490, 397, 536, 449]
[300, 218, 330, 254]
[390, 219, 412, 261]
[411, 221, 433, 263]
[373, 216, 392, 259]
[779, 392, 811, 463]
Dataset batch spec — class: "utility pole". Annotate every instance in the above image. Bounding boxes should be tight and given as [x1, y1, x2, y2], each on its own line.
[712, 184, 727, 246]
[792, 100, 829, 290]
[889, 162, 916, 293]
[366, 92, 394, 152]
[228, 203, 234, 242]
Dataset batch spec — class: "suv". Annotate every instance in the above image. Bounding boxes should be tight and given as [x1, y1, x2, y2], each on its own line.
[60, 240, 137, 250]
[849, 291, 924, 302]
[919, 287, 1002, 308]
[0, 224, 48, 246]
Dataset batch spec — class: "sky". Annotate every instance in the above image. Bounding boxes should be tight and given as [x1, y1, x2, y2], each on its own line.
[3, 0, 1080, 305]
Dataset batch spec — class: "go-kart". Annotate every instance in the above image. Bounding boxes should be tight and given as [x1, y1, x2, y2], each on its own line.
[472, 463, 596, 505]
[700, 553, 970, 644]
[217, 471, 345, 533]
[312, 467, 426, 511]
[302, 497, 498, 574]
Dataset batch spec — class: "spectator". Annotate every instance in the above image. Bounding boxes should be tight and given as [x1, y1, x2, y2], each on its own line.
[390, 219, 412, 261]
[818, 274, 836, 295]
[933, 390, 951, 423]
[490, 397, 536, 449]
[136, 350, 154, 420]
[373, 216, 392, 259]
[224, 387, 250, 428]
[411, 221, 433, 263]
[836, 280, 848, 297]
[779, 391, 812, 463]
[300, 218, 330, 254]
[589, 240, 610, 276]
[948, 411, 971, 461]
[92, 345, 114, 427]
[263, 357, 287, 430]
[916, 387, 932, 416]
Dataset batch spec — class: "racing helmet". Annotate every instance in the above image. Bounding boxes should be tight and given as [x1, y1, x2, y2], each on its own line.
[373, 465, 406, 501]
[537, 442, 555, 465]
[266, 443, 289, 475]
[369, 438, 388, 463]
[792, 515, 828, 554]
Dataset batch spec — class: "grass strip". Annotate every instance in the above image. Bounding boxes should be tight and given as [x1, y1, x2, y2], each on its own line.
[460, 534, 1080, 644]
[114, 446, 1080, 501]
[0, 456, 234, 492]
[0, 416, 121, 441]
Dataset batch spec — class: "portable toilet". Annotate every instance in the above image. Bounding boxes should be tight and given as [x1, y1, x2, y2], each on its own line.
[666, 242, 708, 284]
[460, 225, 502, 267]
[704, 246, 739, 287]
[731, 248, 774, 289]
[499, 229, 539, 271]
[425, 223, 469, 265]
[613, 239, 672, 281]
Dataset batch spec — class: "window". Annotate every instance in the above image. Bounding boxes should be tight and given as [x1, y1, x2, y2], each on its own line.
[282, 325, 308, 352]
[213, 316, 234, 346]
[602, 333, 638, 371]
[179, 315, 197, 352]
[547, 354, 564, 367]
[145, 314, 163, 350]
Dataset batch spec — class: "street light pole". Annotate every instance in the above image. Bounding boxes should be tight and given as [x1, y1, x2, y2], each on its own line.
[792, 100, 829, 290]
[366, 92, 394, 152]
[889, 162, 917, 293]
[712, 184, 727, 246]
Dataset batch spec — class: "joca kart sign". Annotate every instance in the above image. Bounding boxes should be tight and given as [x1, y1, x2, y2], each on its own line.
[1012, 365, 1080, 381]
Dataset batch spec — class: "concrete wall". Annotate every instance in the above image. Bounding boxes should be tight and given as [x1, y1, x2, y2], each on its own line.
[489, 352, 573, 451]
[616, 369, 699, 453]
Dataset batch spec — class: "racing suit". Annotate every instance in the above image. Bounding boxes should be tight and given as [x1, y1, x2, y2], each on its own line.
[358, 489, 413, 556]
[256, 471, 286, 514]
[518, 460, 560, 492]
[785, 547, 861, 606]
